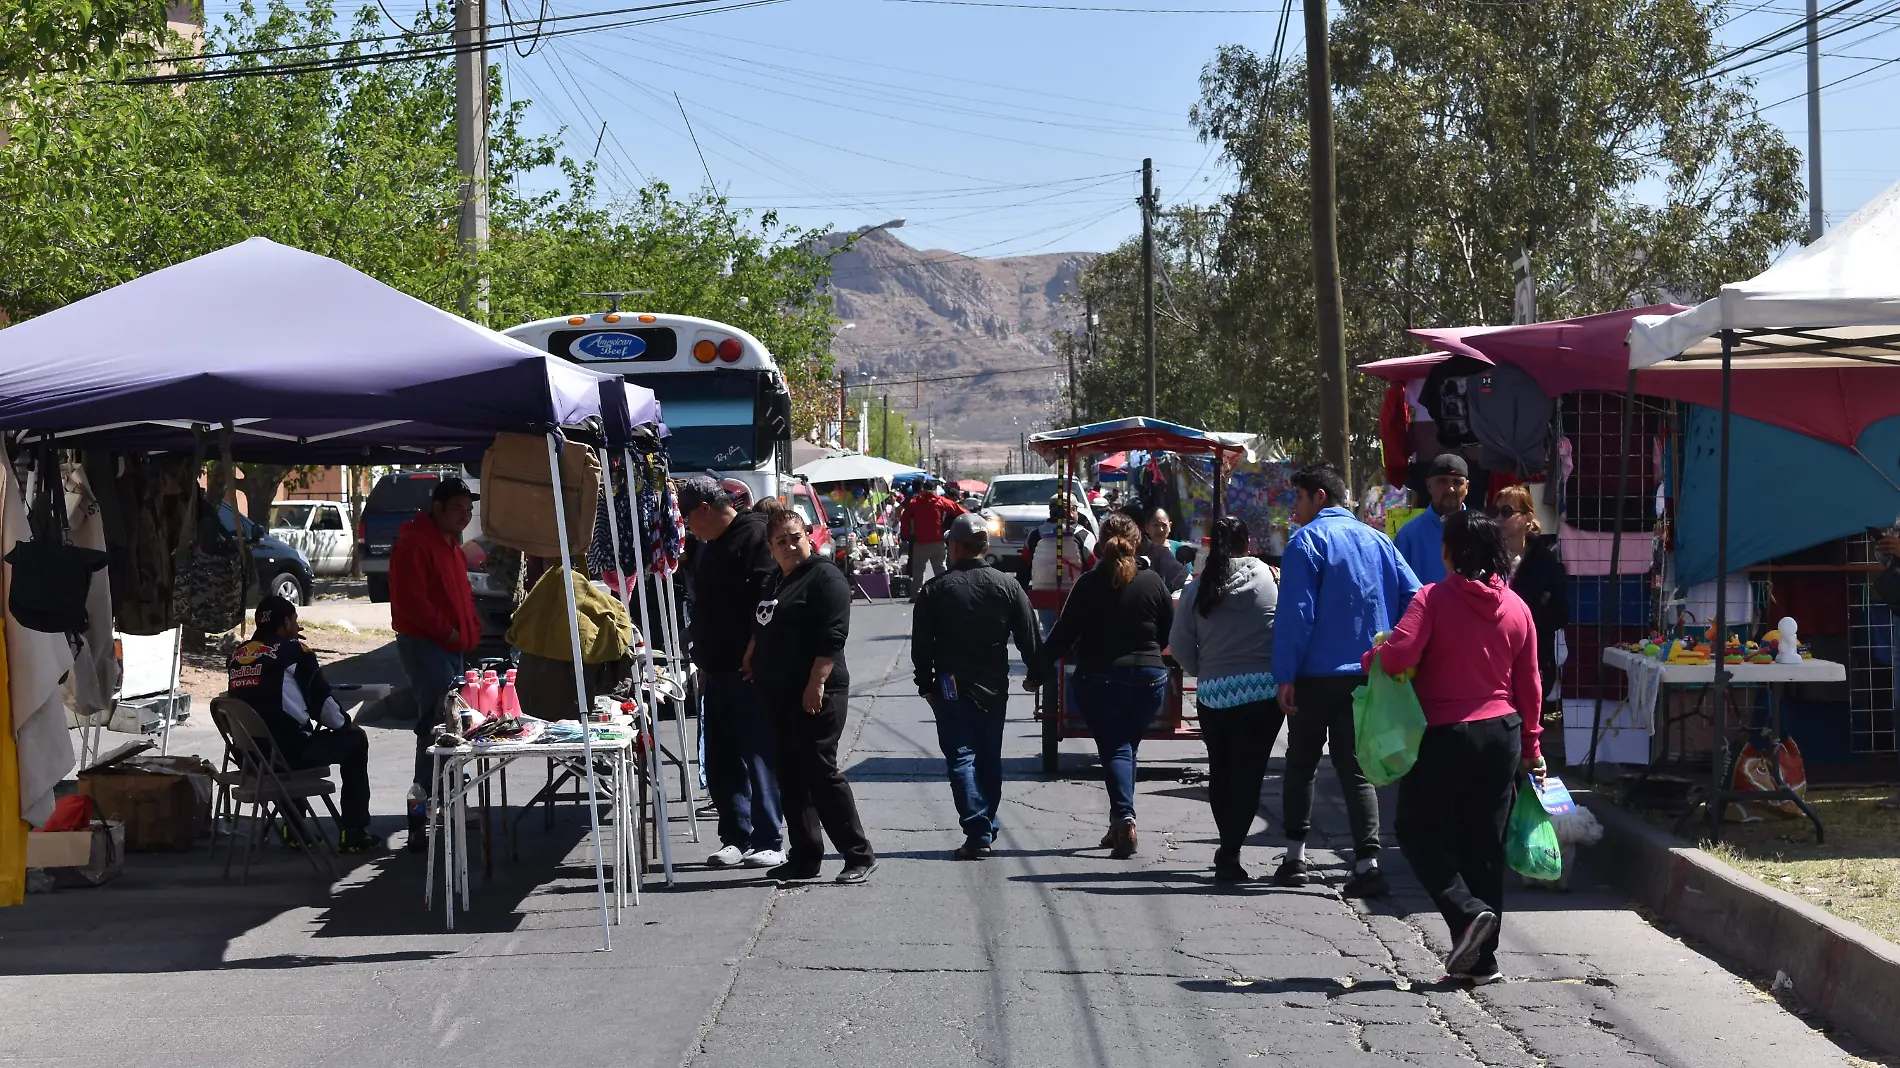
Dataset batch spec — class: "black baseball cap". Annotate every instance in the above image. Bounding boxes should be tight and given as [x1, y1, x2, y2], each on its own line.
[1426, 453, 1470, 480]
[432, 475, 480, 504]
[254, 595, 298, 636]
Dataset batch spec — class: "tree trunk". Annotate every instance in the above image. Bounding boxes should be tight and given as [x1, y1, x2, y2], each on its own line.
[234, 464, 289, 527]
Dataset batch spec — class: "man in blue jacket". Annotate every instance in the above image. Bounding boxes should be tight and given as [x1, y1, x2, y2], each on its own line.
[1272, 463, 1421, 896]
[1393, 453, 1471, 585]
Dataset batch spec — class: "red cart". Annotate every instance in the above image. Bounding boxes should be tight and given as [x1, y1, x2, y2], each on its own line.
[1025, 417, 1248, 772]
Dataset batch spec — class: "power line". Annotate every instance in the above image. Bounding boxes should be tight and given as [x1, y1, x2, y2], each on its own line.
[881, 0, 1281, 10]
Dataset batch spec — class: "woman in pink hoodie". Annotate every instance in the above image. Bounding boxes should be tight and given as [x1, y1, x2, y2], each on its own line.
[1363, 510, 1545, 986]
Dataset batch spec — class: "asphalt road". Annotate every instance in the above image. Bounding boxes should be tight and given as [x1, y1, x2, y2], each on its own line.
[0, 602, 1865, 1067]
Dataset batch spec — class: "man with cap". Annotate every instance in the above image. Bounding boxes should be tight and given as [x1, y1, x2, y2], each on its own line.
[900, 479, 965, 601]
[390, 475, 482, 845]
[228, 596, 382, 852]
[679, 475, 786, 869]
[1394, 453, 1471, 585]
[911, 512, 1040, 859]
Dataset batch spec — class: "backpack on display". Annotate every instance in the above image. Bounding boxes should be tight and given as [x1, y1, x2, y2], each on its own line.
[480, 432, 602, 559]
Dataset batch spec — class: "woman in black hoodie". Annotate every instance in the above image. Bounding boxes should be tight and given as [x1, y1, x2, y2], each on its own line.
[745, 508, 877, 885]
[1492, 485, 1568, 758]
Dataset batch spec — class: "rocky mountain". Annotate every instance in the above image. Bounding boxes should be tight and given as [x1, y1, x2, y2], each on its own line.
[823, 229, 1095, 475]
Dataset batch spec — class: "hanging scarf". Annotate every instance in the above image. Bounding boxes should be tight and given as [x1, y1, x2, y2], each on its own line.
[587, 452, 641, 577]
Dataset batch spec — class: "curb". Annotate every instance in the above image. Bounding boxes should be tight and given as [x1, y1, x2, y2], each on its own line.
[1582, 793, 1900, 1055]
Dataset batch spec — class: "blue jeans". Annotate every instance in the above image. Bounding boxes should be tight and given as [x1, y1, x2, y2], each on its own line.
[929, 690, 1008, 845]
[1074, 665, 1168, 824]
[701, 669, 783, 852]
[398, 634, 467, 792]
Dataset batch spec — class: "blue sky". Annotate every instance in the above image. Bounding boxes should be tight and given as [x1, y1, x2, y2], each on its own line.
[208, 0, 1897, 257]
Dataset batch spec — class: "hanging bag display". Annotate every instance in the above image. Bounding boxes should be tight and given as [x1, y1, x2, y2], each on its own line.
[1351, 651, 1428, 786]
[480, 431, 601, 559]
[1505, 775, 1564, 881]
[172, 424, 250, 634]
[4, 444, 110, 635]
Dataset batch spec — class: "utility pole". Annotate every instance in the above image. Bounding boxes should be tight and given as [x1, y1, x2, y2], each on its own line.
[1085, 300, 1097, 423]
[455, 0, 489, 317]
[1303, 0, 1351, 482]
[836, 373, 848, 447]
[880, 394, 890, 458]
[1140, 158, 1157, 419]
[1806, 0, 1824, 242]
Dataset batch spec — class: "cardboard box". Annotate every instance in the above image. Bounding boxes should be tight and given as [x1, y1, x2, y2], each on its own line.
[26, 829, 93, 868]
[79, 756, 213, 851]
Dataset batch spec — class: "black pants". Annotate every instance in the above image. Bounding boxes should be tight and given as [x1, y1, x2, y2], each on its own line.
[293, 724, 372, 831]
[772, 687, 874, 869]
[1283, 674, 1381, 859]
[1395, 714, 1522, 968]
[1200, 700, 1284, 862]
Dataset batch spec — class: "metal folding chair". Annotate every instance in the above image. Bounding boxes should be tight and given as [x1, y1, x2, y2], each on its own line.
[208, 696, 341, 882]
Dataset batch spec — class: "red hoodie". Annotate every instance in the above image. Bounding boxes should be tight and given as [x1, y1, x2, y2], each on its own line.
[1363, 573, 1543, 762]
[389, 511, 480, 653]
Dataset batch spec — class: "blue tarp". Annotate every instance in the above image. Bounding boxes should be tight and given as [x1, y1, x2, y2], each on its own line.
[1674, 406, 1900, 586]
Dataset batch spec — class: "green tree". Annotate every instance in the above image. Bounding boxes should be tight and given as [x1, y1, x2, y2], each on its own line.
[1063, 0, 1803, 483]
[2, 0, 173, 88]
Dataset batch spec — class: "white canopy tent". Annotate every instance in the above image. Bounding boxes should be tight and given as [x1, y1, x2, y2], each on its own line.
[794, 452, 924, 484]
[1626, 177, 1900, 840]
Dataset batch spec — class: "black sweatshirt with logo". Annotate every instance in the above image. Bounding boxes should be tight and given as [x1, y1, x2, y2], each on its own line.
[686, 510, 777, 673]
[752, 554, 852, 699]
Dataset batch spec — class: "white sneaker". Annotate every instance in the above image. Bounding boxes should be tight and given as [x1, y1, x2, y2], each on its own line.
[707, 845, 746, 867]
[743, 848, 788, 868]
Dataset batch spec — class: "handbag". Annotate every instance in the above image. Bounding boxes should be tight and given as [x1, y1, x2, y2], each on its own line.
[5, 446, 109, 635]
[171, 425, 251, 634]
[1505, 775, 1564, 881]
[1351, 651, 1427, 786]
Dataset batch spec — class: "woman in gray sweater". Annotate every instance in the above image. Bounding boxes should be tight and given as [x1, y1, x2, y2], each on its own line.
[1170, 516, 1283, 883]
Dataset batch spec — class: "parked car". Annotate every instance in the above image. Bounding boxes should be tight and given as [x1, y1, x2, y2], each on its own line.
[215, 502, 316, 606]
[786, 478, 835, 559]
[269, 499, 354, 576]
[977, 474, 1098, 580]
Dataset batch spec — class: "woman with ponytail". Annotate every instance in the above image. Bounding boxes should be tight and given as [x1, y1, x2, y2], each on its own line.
[1033, 512, 1173, 858]
[1170, 516, 1281, 882]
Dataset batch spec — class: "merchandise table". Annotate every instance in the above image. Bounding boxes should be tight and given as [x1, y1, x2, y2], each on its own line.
[425, 723, 642, 931]
[1600, 647, 1844, 840]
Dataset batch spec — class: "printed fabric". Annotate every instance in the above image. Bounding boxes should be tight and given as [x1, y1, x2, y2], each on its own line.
[588, 453, 642, 577]
[1196, 672, 1277, 709]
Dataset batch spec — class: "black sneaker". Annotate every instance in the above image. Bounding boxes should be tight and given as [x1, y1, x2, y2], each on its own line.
[338, 829, 387, 854]
[953, 840, 992, 861]
[1341, 866, 1390, 899]
[1272, 856, 1309, 887]
[1213, 861, 1251, 884]
[1447, 911, 1497, 976]
[835, 861, 878, 884]
[767, 861, 822, 884]
[1456, 952, 1504, 986]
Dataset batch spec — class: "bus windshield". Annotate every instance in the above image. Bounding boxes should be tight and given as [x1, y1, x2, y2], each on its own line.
[638, 372, 764, 471]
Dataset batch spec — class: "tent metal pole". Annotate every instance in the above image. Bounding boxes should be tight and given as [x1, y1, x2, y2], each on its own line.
[1587, 370, 1637, 782]
[624, 447, 674, 885]
[1707, 332, 1735, 840]
[658, 566, 703, 843]
[596, 446, 637, 900]
[546, 432, 613, 951]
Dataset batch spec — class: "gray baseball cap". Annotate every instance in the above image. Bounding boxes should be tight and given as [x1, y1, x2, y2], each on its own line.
[947, 512, 990, 544]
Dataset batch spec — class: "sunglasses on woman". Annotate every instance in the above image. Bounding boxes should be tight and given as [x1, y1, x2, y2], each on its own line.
[1487, 506, 1529, 520]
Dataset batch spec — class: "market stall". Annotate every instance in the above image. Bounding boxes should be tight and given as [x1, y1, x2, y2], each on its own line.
[0, 238, 668, 945]
[1026, 417, 1249, 772]
[794, 451, 918, 595]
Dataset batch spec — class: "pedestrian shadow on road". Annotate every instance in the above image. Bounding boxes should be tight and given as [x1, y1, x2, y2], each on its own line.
[1177, 975, 1467, 997]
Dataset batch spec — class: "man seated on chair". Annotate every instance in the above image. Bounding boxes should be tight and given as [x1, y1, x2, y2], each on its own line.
[227, 596, 383, 853]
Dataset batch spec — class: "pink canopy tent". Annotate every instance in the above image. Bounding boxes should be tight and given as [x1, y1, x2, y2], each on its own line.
[1354, 304, 1900, 449]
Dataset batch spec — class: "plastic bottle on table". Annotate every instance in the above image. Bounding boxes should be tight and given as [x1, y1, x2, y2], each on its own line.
[501, 668, 522, 718]
[479, 670, 501, 716]
[458, 669, 481, 710]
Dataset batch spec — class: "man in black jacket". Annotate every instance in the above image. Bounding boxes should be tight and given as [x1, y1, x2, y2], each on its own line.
[912, 512, 1040, 859]
[681, 476, 786, 870]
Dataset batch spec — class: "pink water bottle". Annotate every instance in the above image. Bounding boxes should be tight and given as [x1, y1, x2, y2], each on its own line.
[479, 670, 501, 716]
[459, 669, 481, 710]
[501, 669, 522, 718]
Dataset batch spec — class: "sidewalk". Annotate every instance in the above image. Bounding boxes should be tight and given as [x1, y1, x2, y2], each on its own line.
[0, 601, 1869, 1067]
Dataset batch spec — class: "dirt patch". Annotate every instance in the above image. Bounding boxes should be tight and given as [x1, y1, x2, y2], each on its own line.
[178, 622, 398, 703]
[1682, 788, 1900, 944]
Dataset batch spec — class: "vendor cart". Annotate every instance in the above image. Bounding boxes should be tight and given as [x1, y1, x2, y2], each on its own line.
[1025, 417, 1250, 772]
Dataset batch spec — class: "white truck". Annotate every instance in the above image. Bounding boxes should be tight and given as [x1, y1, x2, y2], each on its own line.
[977, 475, 1098, 580]
[269, 499, 355, 576]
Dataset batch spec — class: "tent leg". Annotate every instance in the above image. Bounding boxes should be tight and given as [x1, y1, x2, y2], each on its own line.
[1706, 333, 1735, 841]
[624, 448, 674, 886]
[595, 446, 640, 895]
[546, 432, 613, 951]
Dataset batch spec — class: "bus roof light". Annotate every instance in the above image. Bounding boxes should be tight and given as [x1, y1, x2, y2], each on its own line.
[716, 338, 743, 362]
[638, 314, 657, 323]
[692, 339, 718, 363]
[603, 313, 621, 323]
[567, 316, 587, 325]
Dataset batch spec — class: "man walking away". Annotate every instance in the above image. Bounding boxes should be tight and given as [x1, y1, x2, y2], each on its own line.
[227, 596, 382, 852]
[1394, 453, 1470, 585]
[1023, 493, 1096, 635]
[390, 476, 481, 850]
[901, 480, 964, 601]
[913, 513, 1040, 859]
[1272, 463, 1421, 895]
[680, 475, 786, 869]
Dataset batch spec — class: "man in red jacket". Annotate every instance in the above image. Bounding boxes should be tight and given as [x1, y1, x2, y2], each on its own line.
[901, 481, 965, 601]
[391, 476, 481, 844]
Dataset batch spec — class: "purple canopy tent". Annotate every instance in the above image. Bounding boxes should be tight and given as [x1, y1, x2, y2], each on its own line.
[0, 238, 665, 947]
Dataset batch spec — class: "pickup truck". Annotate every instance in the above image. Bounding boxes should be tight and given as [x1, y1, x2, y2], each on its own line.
[269, 499, 354, 576]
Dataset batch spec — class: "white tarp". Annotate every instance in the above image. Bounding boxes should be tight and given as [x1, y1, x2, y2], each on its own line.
[795, 453, 924, 484]
[1629, 177, 1900, 367]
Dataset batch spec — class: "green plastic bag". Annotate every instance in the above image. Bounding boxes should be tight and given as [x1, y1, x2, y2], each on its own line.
[1351, 652, 1427, 786]
[1505, 776, 1564, 881]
